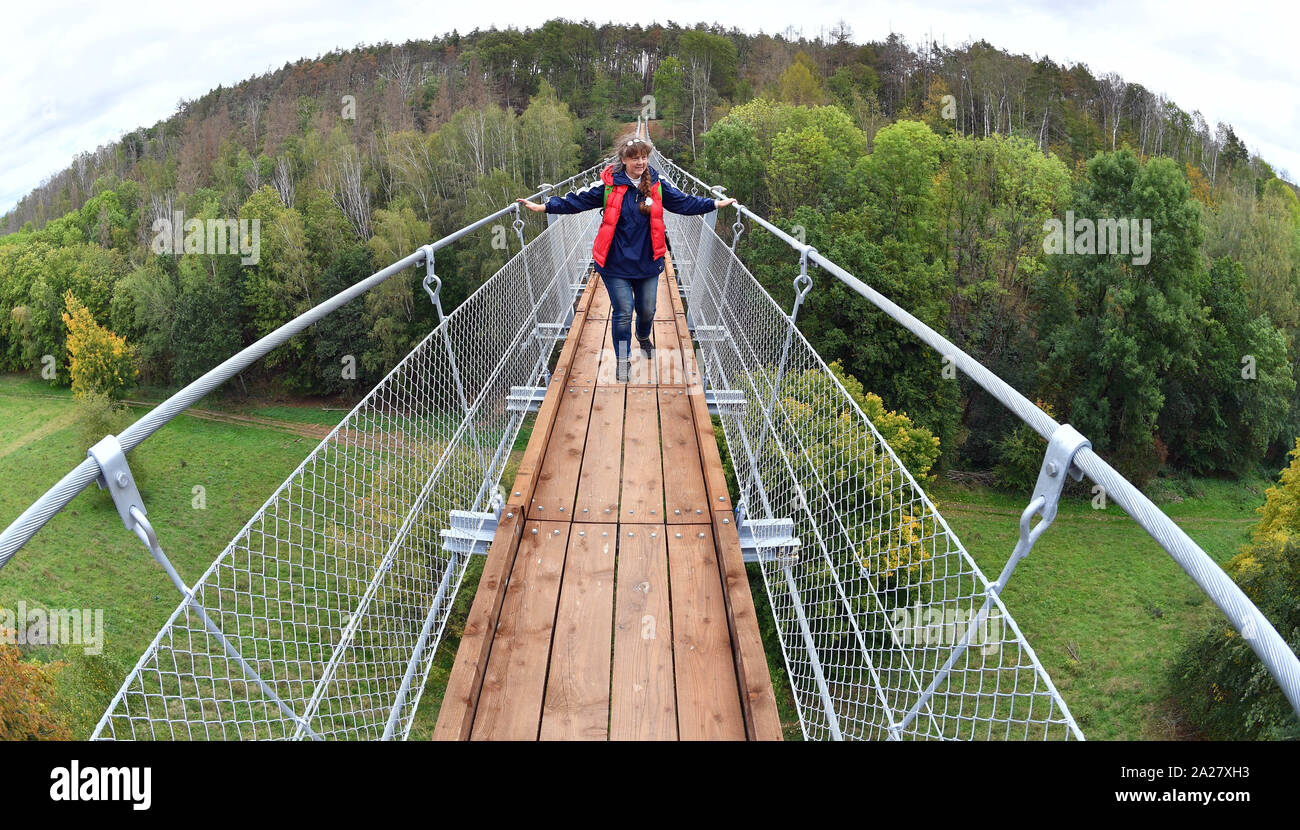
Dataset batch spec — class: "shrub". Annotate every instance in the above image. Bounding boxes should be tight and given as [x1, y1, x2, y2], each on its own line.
[62, 290, 137, 400]
[1252, 437, 1300, 547]
[827, 360, 941, 481]
[993, 400, 1056, 493]
[1171, 438, 1300, 739]
[73, 390, 132, 451]
[0, 633, 71, 740]
[1172, 536, 1300, 740]
[764, 360, 943, 624]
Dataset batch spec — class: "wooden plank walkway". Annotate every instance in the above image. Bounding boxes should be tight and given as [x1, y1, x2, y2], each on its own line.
[434, 256, 782, 741]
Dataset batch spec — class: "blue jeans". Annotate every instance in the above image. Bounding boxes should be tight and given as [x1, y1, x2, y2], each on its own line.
[603, 274, 657, 359]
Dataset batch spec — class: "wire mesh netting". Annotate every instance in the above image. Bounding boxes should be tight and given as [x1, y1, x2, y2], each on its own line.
[93, 210, 600, 740]
[655, 152, 1081, 741]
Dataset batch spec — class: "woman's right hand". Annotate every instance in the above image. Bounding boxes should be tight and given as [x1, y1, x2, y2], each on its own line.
[516, 198, 546, 213]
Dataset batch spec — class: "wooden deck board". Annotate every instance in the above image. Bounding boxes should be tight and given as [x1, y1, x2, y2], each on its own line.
[574, 270, 596, 315]
[610, 525, 676, 740]
[653, 319, 684, 386]
[659, 389, 710, 524]
[569, 314, 608, 384]
[620, 387, 664, 523]
[668, 525, 747, 741]
[654, 272, 674, 320]
[470, 519, 570, 741]
[594, 313, 658, 386]
[587, 275, 610, 319]
[573, 385, 625, 521]
[711, 509, 784, 740]
[540, 523, 617, 741]
[528, 386, 595, 521]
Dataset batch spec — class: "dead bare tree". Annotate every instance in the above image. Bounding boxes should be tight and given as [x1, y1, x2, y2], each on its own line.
[382, 131, 435, 218]
[1102, 72, 1126, 150]
[145, 192, 176, 248]
[325, 147, 372, 239]
[246, 95, 265, 151]
[379, 46, 427, 128]
[272, 156, 295, 209]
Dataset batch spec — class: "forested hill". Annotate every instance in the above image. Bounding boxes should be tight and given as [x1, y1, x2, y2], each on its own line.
[2, 18, 1298, 488]
[4, 20, 1285, 232]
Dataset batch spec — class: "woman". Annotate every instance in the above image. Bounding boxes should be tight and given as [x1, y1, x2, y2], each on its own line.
[518, 136, 735, 382]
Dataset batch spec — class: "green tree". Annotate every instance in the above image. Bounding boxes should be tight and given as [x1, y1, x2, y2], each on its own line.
[653, 56, 686, 140]
[363, 205, 430, 376]
[1159, 259, 1295, 474]
[240, 186, 319, 390]
[110, 260, 179, 385]
[0, 238, 127, 382]
[937, 134, 1072, 467]
[696, 120, 763, 208]
[767, 126, 835, 215]
[172, 255, 241, 385]
[1034, 151, 1204, 484]
[518, 79, 580, 188]
[777, 53, 825, 106]
[314, 246, 375, 395]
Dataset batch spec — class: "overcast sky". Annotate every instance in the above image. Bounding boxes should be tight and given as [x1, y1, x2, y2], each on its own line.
[3, 0, 1296, 214]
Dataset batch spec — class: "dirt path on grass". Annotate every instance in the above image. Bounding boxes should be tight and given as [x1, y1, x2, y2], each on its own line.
[120, 400, 336, 440]
[0, 407, 80, 460]
[0, 389, 337, 442]
[938, 500, 1257, 524]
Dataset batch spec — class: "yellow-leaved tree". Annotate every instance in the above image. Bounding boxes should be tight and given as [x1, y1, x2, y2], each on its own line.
[1173, 437, 1300, 739]
[62, 290, 137, 400]
[0, 635, 70, 740]
[1249, 437, 1300, 550]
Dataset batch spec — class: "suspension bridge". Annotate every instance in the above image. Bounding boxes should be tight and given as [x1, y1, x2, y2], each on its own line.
[1, 120, 1297, 741]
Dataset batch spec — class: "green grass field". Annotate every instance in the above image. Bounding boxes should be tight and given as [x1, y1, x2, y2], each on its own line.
[927, 474, 1268, 739]
[0, 373, 1280, 740]
[0, 375, 327, 736]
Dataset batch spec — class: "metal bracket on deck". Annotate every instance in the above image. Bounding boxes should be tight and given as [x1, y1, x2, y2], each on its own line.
[440, 507, 503, 556]
[706, 388, 746, 416]
[507, 385, 549, 413]
[535, 320, 570, 345]
[694, 324, 727, 343]
[737, 517, 800, 564]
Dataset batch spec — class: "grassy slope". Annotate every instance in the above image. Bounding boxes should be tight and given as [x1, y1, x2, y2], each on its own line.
[0, 375, 318, 736]
[0, 375, 1277, 740]
[927, 475, 1268, 740]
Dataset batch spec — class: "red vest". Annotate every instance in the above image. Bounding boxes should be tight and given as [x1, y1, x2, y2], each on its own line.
[591, 164, 667, 268]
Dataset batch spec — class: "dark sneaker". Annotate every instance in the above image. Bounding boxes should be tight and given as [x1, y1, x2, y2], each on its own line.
[616, 358, 629, 383]
[637, 336, 654, 355]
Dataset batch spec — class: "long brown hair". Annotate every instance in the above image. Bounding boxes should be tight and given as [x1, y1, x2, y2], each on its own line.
[617, 136, 655, 215]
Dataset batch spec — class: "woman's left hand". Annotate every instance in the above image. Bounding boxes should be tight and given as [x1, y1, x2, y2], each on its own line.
[714, 198, 737, 209]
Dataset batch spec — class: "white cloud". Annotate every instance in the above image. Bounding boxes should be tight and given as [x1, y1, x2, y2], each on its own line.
[2, 0, 1294, 214]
